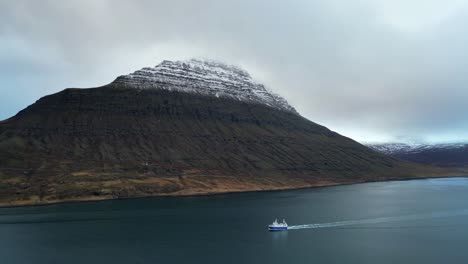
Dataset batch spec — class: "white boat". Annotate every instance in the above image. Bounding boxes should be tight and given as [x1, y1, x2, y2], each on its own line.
[268, 219, 288, 231]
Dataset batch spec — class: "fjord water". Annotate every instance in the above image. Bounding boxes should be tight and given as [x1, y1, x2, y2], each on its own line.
[1, 178, 468, 264]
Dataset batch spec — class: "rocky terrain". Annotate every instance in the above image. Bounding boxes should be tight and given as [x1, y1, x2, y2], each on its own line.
[368, 142, 468, 167]
[0, 60, 454, 207]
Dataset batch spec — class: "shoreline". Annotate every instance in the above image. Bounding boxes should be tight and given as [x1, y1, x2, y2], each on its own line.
[1, 174, 466, 209]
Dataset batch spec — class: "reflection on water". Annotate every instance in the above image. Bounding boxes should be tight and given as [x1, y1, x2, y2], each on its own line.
[271, 230, 288, 241]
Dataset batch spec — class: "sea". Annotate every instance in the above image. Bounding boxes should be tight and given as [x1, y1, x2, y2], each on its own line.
[1, 177, 468, 263]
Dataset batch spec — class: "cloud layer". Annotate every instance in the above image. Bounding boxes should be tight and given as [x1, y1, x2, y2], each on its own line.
[1, 0, 468, 143]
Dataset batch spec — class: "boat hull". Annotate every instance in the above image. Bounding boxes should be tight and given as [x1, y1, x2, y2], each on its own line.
[268, 226, 288, 231]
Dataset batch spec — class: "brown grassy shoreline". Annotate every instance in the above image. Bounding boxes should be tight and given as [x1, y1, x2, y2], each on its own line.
[1, 173, 466, 209]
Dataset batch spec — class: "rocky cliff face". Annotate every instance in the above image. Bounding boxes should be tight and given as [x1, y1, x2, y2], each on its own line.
[0, 60, 443, 206]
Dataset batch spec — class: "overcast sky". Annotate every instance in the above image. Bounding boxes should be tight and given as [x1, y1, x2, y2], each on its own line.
[1, 0, 468, 143]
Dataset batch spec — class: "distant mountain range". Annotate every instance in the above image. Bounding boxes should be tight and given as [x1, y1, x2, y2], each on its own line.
[0, 59, 452, 206]
[368, 142, 468, 167]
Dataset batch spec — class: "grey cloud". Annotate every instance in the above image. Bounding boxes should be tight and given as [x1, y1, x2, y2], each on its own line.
[1, 0, 468, 143]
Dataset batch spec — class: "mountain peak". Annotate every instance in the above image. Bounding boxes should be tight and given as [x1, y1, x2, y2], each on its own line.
[112, 59, 297, 113]
[160, 59, 253, 79]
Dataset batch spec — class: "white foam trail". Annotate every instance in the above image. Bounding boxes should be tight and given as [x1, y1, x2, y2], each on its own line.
[288, 209, 468, 230]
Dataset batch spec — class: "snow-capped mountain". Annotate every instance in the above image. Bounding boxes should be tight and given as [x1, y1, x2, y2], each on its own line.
[113, 59, 297, 113]
[367, 143, 418, 155]
[367, 142, 468, 167]
[2, 58, 426, 206]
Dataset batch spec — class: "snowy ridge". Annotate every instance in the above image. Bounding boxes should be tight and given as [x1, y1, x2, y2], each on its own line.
[368, 142, 468, 155]
[112, 59, 297, 113]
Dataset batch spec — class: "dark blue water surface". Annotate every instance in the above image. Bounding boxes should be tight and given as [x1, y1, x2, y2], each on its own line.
[1, 178, 468, 264]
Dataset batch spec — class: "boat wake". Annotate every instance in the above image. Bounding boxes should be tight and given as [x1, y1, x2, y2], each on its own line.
[288, 209, 468, 230]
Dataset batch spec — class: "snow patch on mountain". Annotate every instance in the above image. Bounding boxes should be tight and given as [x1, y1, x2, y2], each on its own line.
[112, 59, 297, 113]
